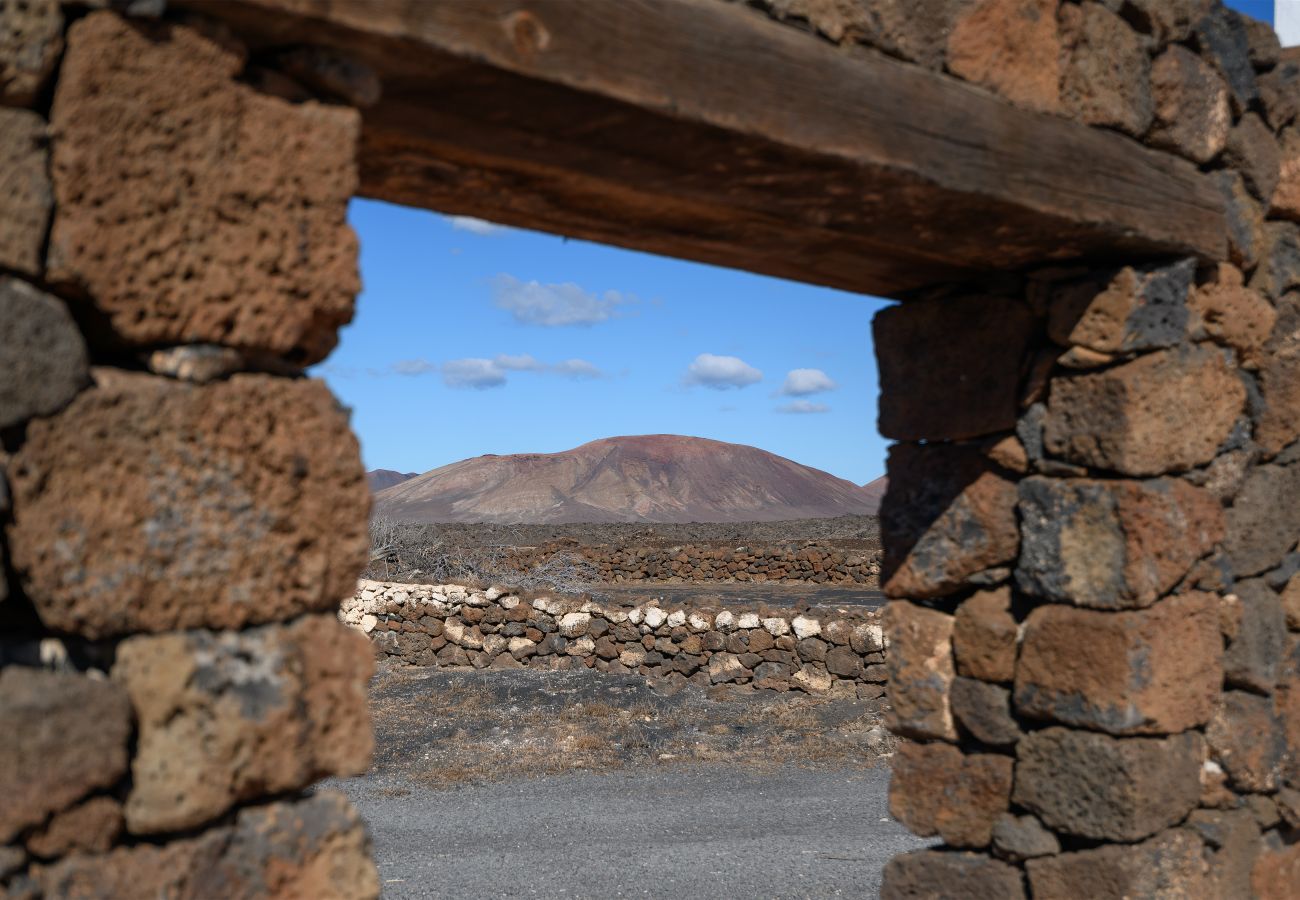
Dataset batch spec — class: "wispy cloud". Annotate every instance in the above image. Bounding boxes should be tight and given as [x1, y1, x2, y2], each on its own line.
[776, 399, 830, 414]
[553, 358, 606, 379]
[779, 368, 837, 396]
[420, 354, 610, 389]
[442, 358, 507, 390]
[391, 358, 438, 376]
[683, 353, 762, 390]
[491, 274, 633, 327]
[449, 216, 507, 236]
[494, 353, 546, 372]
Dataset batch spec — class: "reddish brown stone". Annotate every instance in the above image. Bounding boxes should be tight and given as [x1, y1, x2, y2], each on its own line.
[889, 741, 1012, 847]
[952, 587, 1017, 683]
[1125, 0, 1211, 45]
[1046, 258, 1193, 355]
[1253, 833, 1300, 899]
[0, 277, 89, 430]
[1026, 828, 1213, 900]
[1257, 293, 1300, 456]
[1283, 572, 1300, 630]
[7, 372, 369, 638]
[1058, 2, 1152, 136]
[1186, 808, 1263, 899]
[757, 0, 961, 69]
[946, 0, 1061, 113]
[884, 601, 957, 741]
[1206, 690, 1284, 793]
[1188, 267, 1277, 369]
[1276, 634, 1300, 787]
[1015, 592, 1222, 735]
[24, 796, 123, 860]
[1147, 45, 1232, 164]
[874, 294, 1033, 441]
[47, 12, 360, 365]
[1013, 727, 1203, 841]
[1015, 476, 1224, 609]
[881, 849, 1025, 900]
[1211, 169, 1266, 273]
[1042, 344, 1246, 476]
[36, 791, 378, 900]
[0, 109, 50, 278]
[0, 0, 62, 106]
[1273, 128, 1300, 223]
[113, 614, 374, 834]
[951, 677, 1022, 746]
[1225, 112, 1281, 205]
[1249, 221, 1300, 300]
[0, 667, 132, 844]
[881, 443, 1020, 599]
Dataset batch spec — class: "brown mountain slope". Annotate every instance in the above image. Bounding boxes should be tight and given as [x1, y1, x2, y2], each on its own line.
[372, 435, 881, 524]
[859, 476, 887, 515]
[367, 469, 418, 492]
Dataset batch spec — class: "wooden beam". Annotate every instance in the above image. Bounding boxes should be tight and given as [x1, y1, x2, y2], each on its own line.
[178, 0, 1226, 297]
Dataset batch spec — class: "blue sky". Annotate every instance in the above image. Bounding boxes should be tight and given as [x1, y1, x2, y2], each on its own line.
[313, 0, 1271, 487]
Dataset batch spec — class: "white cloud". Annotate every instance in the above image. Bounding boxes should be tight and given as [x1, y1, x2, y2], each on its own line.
[391, 358, 438, 376]
[777, 400, 830, 414]
[436, 354, 608, 389]
[553, 358, 605, 379]
[449, 216, 507, 236]
[683, 353, 763, 390]
[491, 274, 631, 327]
[779, 368, 837, 396]
[442, 358, 507, 390]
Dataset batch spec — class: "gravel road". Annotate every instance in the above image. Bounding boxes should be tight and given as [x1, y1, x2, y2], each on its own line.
[331, 765, 925, 899]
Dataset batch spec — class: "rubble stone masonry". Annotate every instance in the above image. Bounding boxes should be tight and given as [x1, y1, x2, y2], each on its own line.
[4, 0, 1300, 897]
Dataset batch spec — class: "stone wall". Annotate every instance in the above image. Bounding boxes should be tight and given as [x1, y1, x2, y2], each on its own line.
[757, 1, 1300, 895]
[504, 541, 881, 585]
[0, 4, 377, 896]
[344, 580, 888, 697]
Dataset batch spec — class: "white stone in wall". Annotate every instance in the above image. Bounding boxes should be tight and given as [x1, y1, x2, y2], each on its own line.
[485, 586, 504, 601]
[443, 619, 465, 645]
[499, 595, 520, 610]
[714, 610, 736, 632]
[687, 612, 712, 632]
[567, 636, 595, 656]
[791, 616, 821, 639]
[736, 613, 760, 630]
[360, 614, 377, 634]
[620, 647, 647, 667]
[481, 634, 506, 656]
[763, 617, 791, 637]
[559, 612, 591, 636]
[508, 637, 536, 655]
[792, 665, 832, 693]
[666, 610, 687, 628]
[628, 607, 645, 625]
[643, 607, 668, 629]
[605, 608, 630, 624]
[392, 590, 409, 605]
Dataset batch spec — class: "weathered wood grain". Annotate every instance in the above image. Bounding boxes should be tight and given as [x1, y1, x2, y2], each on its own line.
[177, 0, 1226, 297]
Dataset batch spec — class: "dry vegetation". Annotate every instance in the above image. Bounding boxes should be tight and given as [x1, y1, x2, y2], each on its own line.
[366, 662, 895, 791]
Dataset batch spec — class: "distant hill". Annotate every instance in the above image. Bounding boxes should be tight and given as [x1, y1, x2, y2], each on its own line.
[372, 435, 881, 524]
[859, 476, 887, 515]
[367, 469, 418, 492]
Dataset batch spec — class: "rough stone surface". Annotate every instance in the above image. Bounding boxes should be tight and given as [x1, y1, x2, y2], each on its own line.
[1147, 45, 1231, 164]
[1042, 343, 1245, 475]
[757, 0, 961, 69]
[881, 849, 1025, 900]
[0, 277, 89, 430]
[1212, 169, 1265, 272]
[0, 667, 132, 844]
[1249, 221, 1300, 299]
[889, 741, 1013, 847]
[1058, 1, 1152, 136]
[1224, 112, 1280, 204]
[1015, 476, 1224, 609]
[1223, 578, 1286, 694]
[1224, 455, 1300, 578]
[1013, 727, 1203, 841]
[880, 442, 1020, 599]
[1272, 128, 1300, 222]
[36, 791, 379, 900]
[1206, 690, 1284, 793]
[990, 813, 1059, 863]
[24, 795, 123, 860]
[1014, 592, 1222, 735]
[874, 294, 1033, 441]
[952, 587, 1017, 683]
[1188, 269, 1277, 369]
[1026, 828, 1213, 900]
[951, 677, 1021, 746]
[1253, 832, 1300, 898]
[46, 12, 360, 365]
[1256, 293, 1300, 456]
[0, 0, 62, 106]
[0, 108, 50, 277]
[946, 0, 1061, 114]
[1260, 59, 1300, 130]
[1046, 258, 1193, 355]
[113, 613, 374, 834]
[1280, 635, 1300, 788]
[884, 601, 956, 741]
[1186, 808, 1262, 899]
[1194, 5, 1258, 112]
[7, 373, 369, 638]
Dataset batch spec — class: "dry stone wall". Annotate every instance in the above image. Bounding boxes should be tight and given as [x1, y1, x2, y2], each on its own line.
[0, 3, 378, 896]
[345, 580, 888, 697]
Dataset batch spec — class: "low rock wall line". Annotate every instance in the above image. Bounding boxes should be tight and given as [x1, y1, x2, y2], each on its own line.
[503, 542, 881, 585]
[343, 580, 887, 697]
